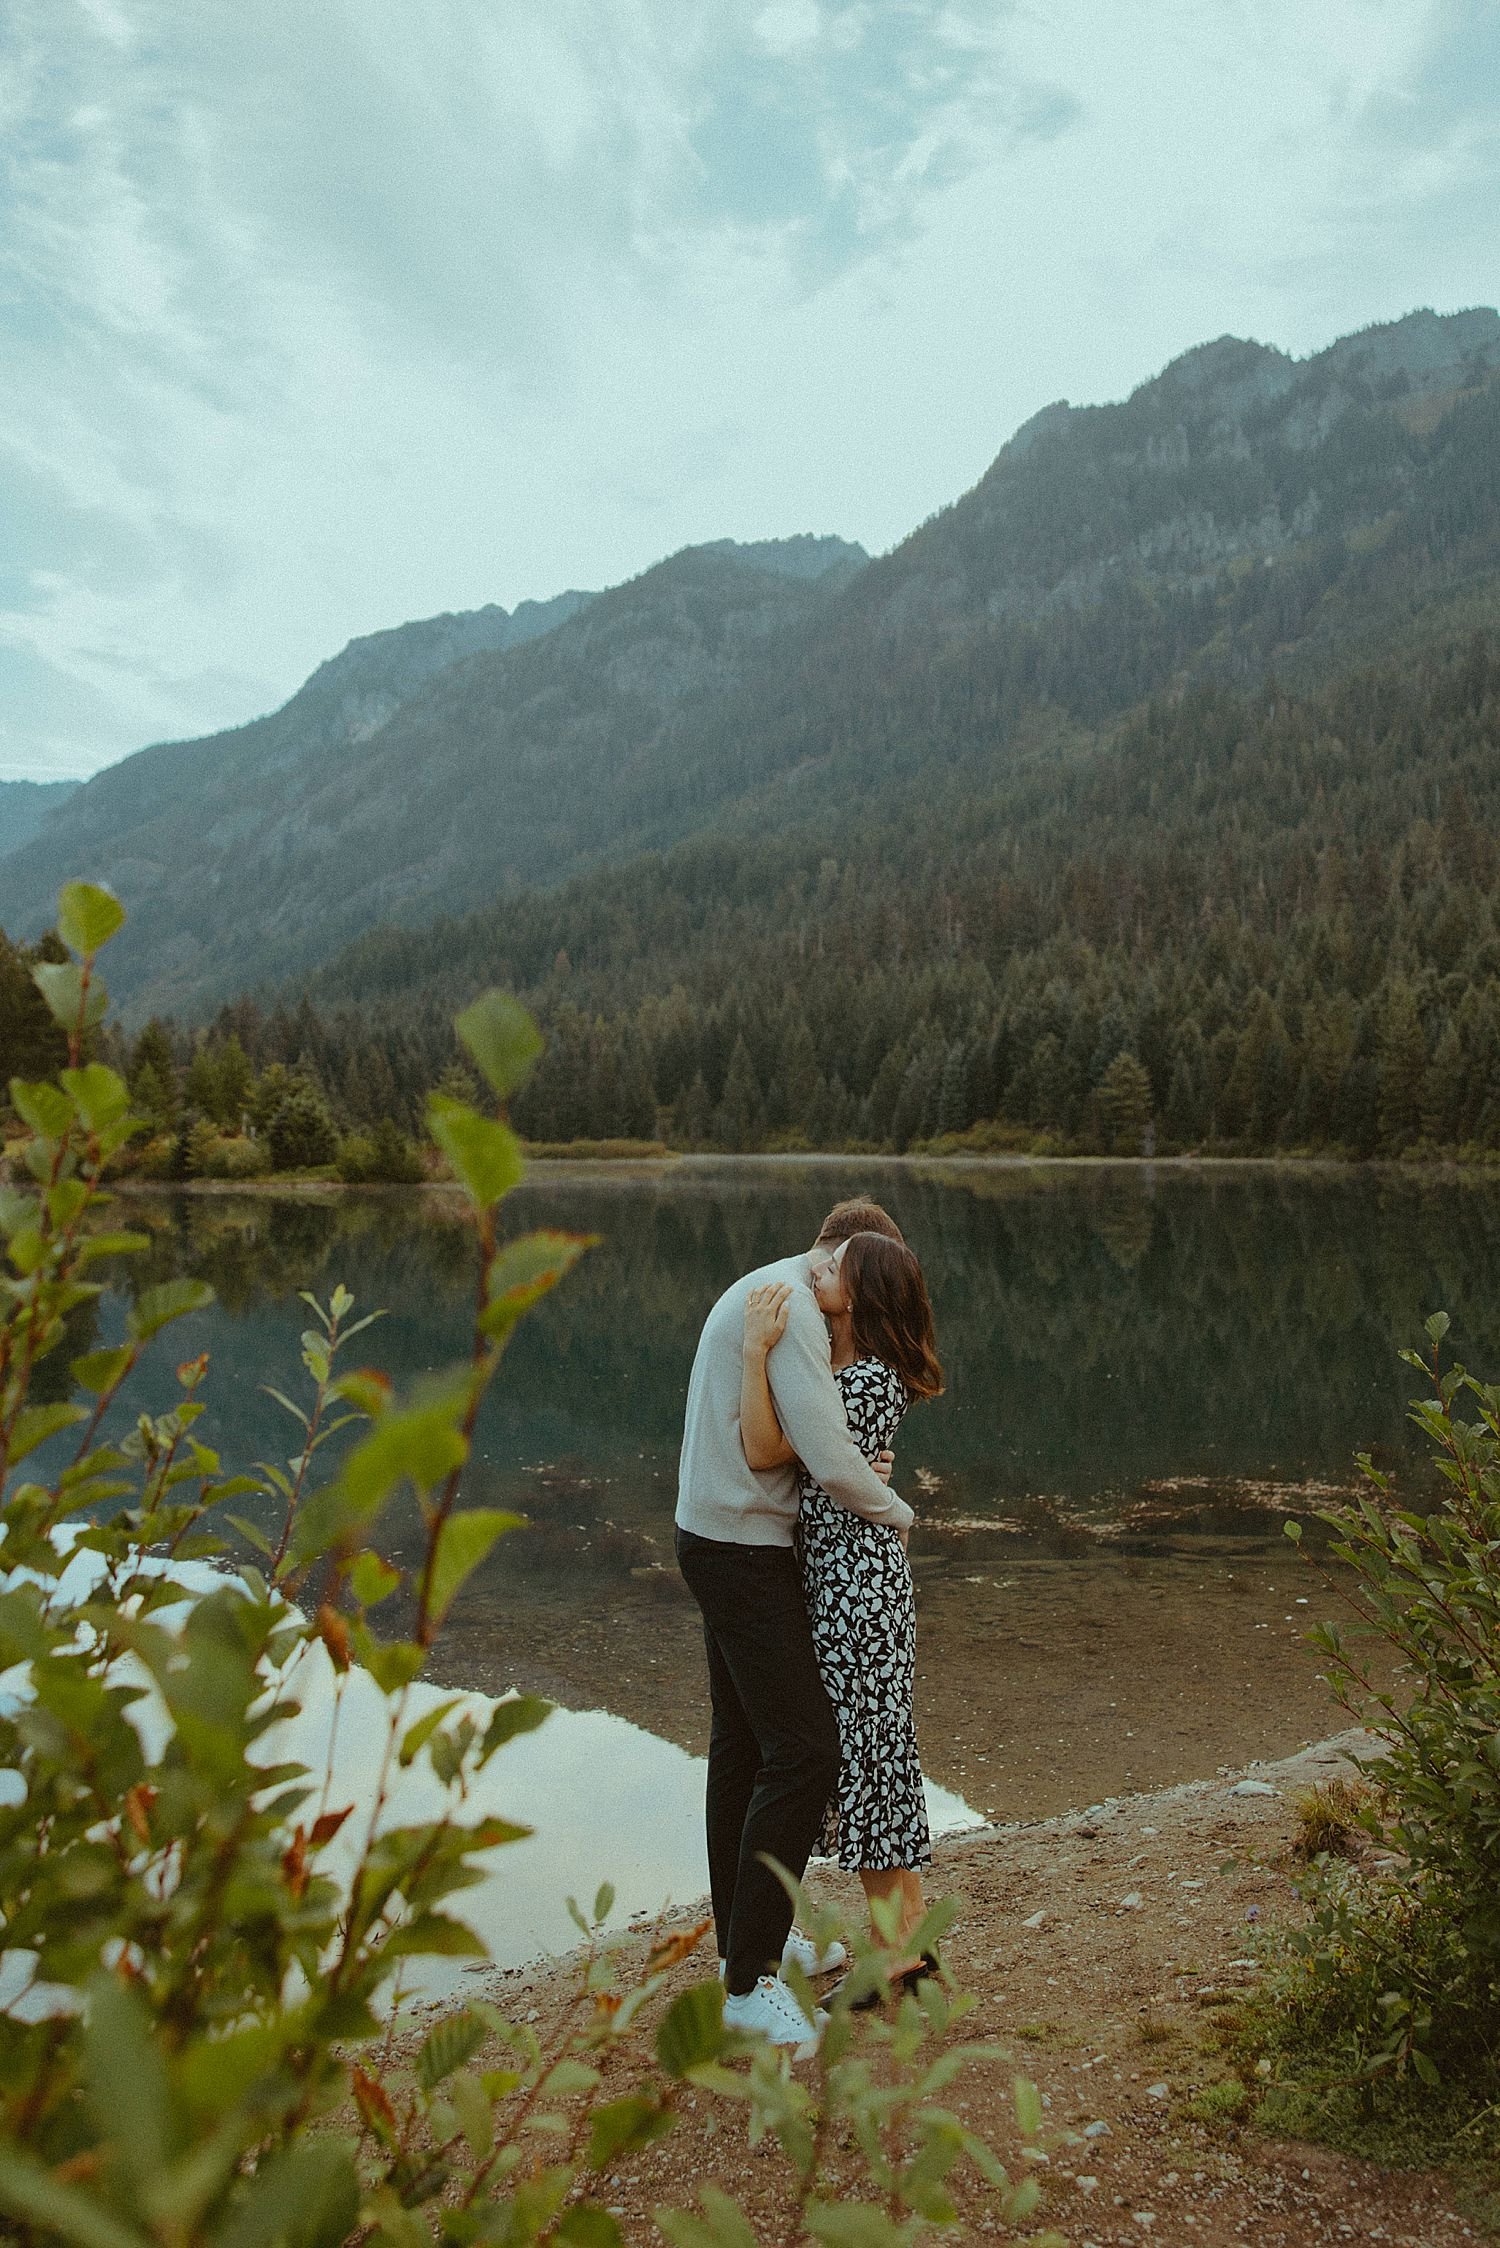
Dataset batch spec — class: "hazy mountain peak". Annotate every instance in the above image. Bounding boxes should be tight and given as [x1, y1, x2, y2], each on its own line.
[694, 534, 869, 582]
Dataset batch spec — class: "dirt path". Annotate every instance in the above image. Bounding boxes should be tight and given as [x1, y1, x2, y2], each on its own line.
[419, 1730, 1476, 2247]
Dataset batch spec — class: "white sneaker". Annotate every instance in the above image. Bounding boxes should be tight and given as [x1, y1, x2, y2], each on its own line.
[782, 1927, 848, 1978]
[722, 1975, 827, 2059]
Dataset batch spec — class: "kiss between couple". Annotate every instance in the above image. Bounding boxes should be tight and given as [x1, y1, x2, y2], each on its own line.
[674, 1197, 944, 2057]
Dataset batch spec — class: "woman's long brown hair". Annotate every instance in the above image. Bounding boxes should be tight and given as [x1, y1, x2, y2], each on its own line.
[841, 1231, 944, 1401]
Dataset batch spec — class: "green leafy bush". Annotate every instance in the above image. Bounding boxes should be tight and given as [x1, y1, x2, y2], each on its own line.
[337, 1116, 426, 1184]
[268, 1079, 339, 1169]
[1255, 1317, 1500, 2113]
[0, 885, 1047, 2248]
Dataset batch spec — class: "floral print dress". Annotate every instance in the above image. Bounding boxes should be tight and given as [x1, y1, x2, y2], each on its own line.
[798, 1357, 932, 1872]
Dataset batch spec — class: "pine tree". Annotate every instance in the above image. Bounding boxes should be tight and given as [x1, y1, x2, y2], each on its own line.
[714, 1037, 761, 1152]
[268, 1082, 338, 1170]
[216, 1037, 253, 1131]
[935, 1042, 970, 1137]
[128, 1019, 179, 1125]
[1420, 1019, 1464, 1146]
[1377, 982, 1428, 1150]
[1094, 1050, 1153, 1153]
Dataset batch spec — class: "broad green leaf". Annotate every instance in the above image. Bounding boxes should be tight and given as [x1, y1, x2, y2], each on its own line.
[556, 2211, 624, 2248]
[426, 1093, 525, 1209]
[379, 1910, 486, 1961]
[655, 2189, 758, 2248]
[349, 1550, 401, 1607]
[455, 989, 544, 1098]
[57, 881, 126, 956]
[33, 959, 108, 1032]
[76, 1231, 151, 1264]
[61, 1063, 131, 1129]
[0, 2150, 148, 2248]
[83, 1977, 170, 2191]
[655, 1980, 726, 2079]
[478, 1691, 552, 1765]
[593, 1880, 615, 1924]
[586, 2093, 673, 2169]
[803, 2206, 910, 2248]
[342, 1392, 469, 1511]
[6, 1400, 87, 1463]
[10, 1077, 74, 1138]
[0, 1184, 36, 1235]
[428, 1507, 521, 1621]
[415, 2007, 489, 2092]
[1013, 2074, 1044, 2137]
[128, 1278, 214, 1342]
[400, 1697, 462, 1768]
[479, 1229, 594, 1338]
[209, 2141, 360, 2248]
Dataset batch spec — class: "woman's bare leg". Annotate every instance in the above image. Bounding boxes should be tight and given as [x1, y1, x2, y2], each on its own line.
[859, 1867, 928, 1971]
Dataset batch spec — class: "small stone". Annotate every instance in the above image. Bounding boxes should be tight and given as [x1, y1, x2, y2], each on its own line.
[1021, 1909, 1047, 1929]
[1075, 2176, 1099, 2192]
[1146, 2081, 1168, 2098]
[1134, 2214, 1157, 2230]
[1140, 1825, 1159, 1836]
[1119, 1891, 1143, 1910]
[1083, 2119, 1112, 2139]
[1230, 1779, 1278, 1798]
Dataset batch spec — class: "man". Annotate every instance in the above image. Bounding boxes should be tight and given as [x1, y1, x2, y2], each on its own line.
[675, 1197, 914, 2053]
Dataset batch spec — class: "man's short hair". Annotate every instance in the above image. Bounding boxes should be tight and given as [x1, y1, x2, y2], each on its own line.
[814, 1198, 904, 1248]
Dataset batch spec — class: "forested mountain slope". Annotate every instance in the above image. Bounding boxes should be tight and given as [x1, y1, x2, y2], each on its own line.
[0, 779, 78, 856]
[285, 623, 1500, 1156]
[4, 307, 1498, 1045]
[0, 540, 863, 1019]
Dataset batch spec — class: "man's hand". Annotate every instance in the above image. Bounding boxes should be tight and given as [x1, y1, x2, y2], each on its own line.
[873, 1447, 896, 1486]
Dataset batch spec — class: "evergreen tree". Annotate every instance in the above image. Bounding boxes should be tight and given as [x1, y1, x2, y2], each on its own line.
[1420, 1019, 1464, 1146]
[1378, 981, 1429, 1150]
[714, 1037, 761, 1151]
[268, 1081, 338, 1170]
[1095, 1050, 1153, 1153]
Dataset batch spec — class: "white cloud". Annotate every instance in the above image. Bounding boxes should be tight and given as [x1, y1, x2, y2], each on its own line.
[0, 0, 1494, 781]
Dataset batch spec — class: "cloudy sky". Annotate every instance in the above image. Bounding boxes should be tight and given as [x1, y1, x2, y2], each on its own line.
[2, 0, 1497, 780]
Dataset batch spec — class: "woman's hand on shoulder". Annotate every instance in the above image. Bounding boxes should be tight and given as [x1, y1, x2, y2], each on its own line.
[743, 1281, 793, 1360]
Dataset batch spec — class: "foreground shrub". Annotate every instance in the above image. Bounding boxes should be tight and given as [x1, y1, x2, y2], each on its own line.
[1245, 1318, 1500, 2165]
[0, 883, 1049, 2248]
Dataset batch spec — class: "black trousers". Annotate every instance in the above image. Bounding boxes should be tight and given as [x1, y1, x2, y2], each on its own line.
[675, 1526, 842, 1996]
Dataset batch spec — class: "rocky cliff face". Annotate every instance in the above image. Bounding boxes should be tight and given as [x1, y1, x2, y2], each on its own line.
[868, 306, 1500, 627]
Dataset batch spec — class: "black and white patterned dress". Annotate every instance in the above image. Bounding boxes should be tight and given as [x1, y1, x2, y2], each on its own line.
[799, 1357, 931, 1873]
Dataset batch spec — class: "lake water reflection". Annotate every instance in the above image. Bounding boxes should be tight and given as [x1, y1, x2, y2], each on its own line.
[99, 1158, 1498, 1829]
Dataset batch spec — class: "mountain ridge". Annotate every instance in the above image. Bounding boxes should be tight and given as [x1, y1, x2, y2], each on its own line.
[3, 308, 1497, 1023]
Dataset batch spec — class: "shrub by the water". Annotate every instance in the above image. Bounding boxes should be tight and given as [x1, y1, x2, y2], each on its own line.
[267, 1077, 338, 1168]
[0, 883, 1051, 2248]
[336, 1114, 425, 1184]
[1240, 1318, 1500, 2187]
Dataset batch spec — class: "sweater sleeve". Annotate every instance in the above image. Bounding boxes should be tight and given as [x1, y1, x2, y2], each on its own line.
[766, 1289, 914, 1533]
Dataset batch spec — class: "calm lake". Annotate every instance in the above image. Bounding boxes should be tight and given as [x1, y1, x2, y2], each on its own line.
[72, 1157, 1499, 1964]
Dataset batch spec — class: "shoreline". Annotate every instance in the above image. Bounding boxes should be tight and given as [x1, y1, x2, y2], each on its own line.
[409, 1726, 1477, 2245]
[104, 1147, 1500, 1198]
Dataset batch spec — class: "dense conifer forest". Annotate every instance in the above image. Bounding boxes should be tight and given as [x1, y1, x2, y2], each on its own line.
[14, 622, 1486, 1169]
[4, 311, 1500, 1166]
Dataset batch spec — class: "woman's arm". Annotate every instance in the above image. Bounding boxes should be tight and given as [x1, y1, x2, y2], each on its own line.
[741, 1283, 796, 1470]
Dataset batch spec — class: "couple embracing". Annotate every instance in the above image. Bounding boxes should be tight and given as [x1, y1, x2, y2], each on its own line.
[674, 1197, 944, 2057]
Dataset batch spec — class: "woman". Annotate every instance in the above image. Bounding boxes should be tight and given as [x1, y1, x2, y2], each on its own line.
[740, 1230, 944, 1993]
